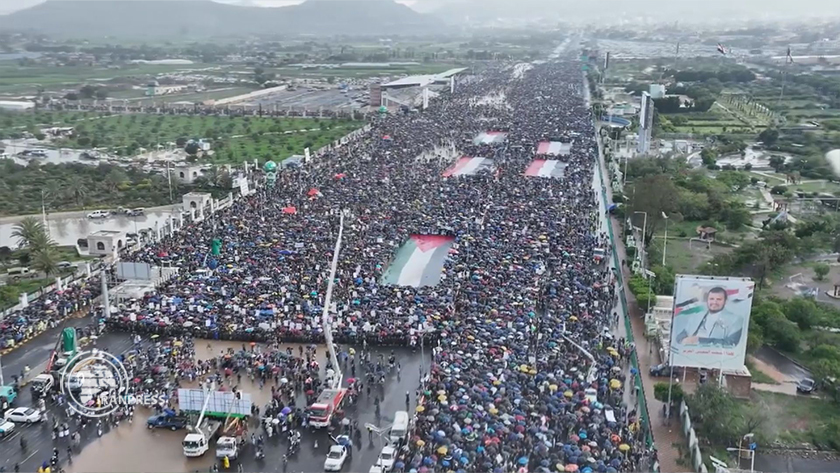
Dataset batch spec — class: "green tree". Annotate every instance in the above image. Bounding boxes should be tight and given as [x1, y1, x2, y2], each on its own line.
[11, 216, 46, 249]
[654, 381, 684, 405]
[629, 174, 680, 244]
[783, 297, 821, 330]
[31, 248, 59, 277]
[757, 127, 779, 146]
[769, 155, 786, 172]
[814, 263, 831, 281]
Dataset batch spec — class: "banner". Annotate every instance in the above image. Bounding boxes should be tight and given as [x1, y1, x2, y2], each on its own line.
[669, 276, 754, 370]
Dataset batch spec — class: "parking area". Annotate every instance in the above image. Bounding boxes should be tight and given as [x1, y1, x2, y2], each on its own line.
[243, 89, 366, 111]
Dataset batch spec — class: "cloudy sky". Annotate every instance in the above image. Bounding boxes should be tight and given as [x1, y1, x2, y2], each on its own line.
[0, 0, 420, 15]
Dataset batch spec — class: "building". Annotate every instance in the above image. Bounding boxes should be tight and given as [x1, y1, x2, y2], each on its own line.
[637, 92, 653, 155]
[649, 84, 666, 99]
[87, 230, 127, 258]
[0, 100, 35, 111]
[169, 164, 206, 185]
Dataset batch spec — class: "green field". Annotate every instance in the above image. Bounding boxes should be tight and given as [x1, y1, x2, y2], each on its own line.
[270, 63, 465, 79]
[0, 63, 223, 96]
[55, 114, 363, 163]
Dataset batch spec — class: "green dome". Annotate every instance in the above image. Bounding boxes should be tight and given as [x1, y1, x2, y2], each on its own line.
[378, 106, 388, 113]
[263, 161, 278, 172]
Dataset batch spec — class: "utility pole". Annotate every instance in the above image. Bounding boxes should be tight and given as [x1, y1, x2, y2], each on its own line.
[0, 353, 4, 386]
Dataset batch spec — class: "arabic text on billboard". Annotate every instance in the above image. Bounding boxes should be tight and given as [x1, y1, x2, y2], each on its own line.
[669, 275, 755, 370]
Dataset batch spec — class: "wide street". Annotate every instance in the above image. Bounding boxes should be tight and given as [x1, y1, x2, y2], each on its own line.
[1, 317, 427, 473]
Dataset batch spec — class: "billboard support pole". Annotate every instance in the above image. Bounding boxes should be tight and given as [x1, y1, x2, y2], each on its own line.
[666, 369, 674, 423]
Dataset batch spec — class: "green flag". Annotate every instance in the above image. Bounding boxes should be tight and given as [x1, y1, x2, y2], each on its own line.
[212, 238, 222, 256]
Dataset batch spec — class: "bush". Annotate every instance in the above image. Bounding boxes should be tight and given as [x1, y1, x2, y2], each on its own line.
[770, 185, 788, 195]
[654, 381, 684, 405]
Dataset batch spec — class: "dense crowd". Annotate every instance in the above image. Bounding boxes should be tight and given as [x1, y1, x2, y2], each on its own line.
[7, 58, 657, 472]
[0, 274, 104, 351]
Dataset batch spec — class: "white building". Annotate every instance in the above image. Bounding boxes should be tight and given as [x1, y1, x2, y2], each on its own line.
[649, 84, 666, 99]
[637, 92, 653, 155]
[87, 230, 127, 258]
[169, 164, 206, 184]
[0, 100, 35, 111]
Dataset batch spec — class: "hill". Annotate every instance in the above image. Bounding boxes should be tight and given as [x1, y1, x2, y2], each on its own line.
[0, 0, 440, 38]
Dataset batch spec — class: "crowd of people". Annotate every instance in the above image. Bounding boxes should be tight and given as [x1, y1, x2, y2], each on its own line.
[7, 57, 658, 472]
[0, 274, 104, 351]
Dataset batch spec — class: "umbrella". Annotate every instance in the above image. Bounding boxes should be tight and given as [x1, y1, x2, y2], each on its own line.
[416, 405, 426, 413]
[618, 444, 630, 452]
[438, 446, 449, 455]
[565, 465, 579, 472]
[609, 379, 621, 390]
[281, 407, 292, 415]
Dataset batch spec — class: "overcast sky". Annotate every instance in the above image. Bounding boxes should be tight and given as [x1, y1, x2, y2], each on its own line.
[1, 0, 835, 18]
[0, 0, 418, 15]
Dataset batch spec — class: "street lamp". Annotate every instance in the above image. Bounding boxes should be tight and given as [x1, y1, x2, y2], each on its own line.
[634, 211, 648, 271]
[662, 212, 669, 267]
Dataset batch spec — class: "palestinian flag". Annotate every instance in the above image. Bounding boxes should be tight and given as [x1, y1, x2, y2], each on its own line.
[442, 157, 495, 177]
[536, 141, 571, 156]
[382, 235, 454, 287]
[524, 160, 567, 178]
[473, 131, 507, 145]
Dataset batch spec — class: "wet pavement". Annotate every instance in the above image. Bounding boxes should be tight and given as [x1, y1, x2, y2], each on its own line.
[1, 324, 427, 473]
[753, 347, 812, 383]
[0, 209, 176, 248]
[0, 330, 136, 473]
[754, 452, 840, 473]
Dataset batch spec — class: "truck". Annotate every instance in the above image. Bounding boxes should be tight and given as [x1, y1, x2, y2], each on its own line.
[307, 388, 346, 428]
[215, 436, 241, 460]
[183, 419, 222, 457]
[0, 386, 16, 413]
[147, 409, 189, 431]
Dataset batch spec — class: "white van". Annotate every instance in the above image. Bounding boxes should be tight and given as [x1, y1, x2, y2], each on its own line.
[389, 411, 409, 445]
[6, 267, 32, 280]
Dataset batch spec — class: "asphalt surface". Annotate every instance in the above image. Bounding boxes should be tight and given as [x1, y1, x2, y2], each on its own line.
[754, 453, 840, 473]
[1, 317, 428, 473]
[753, 347, 812, 383]
[0, 329, 135, 473]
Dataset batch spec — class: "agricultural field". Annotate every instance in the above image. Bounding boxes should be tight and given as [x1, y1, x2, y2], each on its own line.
[269, 62, 466, 79]
[53, 114, 364, 163]
[0, 62, 223, 96]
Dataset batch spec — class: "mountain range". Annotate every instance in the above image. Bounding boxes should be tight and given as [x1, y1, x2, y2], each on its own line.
[0, 0, 441, 38]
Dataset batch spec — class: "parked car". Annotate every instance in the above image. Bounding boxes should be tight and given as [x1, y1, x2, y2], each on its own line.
[4, 407, 41, 423]
[126, 208, 145, 217]
[650, 363, 676, 377]
[87, 210, 110, 219]
[147, 413, 188, 431]
[797, 378, 816, 394]
[56, 261, 75, 270]
[324, 445, 349, 471]
[0, 420, 15, 437]
[377, 446, 397, 472]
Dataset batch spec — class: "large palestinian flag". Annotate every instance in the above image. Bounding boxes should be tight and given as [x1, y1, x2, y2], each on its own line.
[442, 157, 495, 177]
[382, 235, 454, 287]
[524, 160, 567, 178]
[536, 141, 572, 156]
[473, 132, 507, 145]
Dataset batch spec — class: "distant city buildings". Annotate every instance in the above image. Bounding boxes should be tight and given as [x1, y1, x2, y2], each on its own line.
[637, 92, 653, 155]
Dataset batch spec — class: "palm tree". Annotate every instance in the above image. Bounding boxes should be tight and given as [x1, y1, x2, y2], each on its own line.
[31, 248, 59, 278]
[28, 230, 57, 254]
[11, 217, 45, 250]
[64, 176, 87, 206]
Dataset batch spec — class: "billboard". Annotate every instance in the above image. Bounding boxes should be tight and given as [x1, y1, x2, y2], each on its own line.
[668, 275, 755, 370]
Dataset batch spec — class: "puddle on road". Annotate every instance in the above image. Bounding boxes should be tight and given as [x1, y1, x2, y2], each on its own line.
[67, 340, 333, 473]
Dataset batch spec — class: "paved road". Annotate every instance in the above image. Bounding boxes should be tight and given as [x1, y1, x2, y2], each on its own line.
[2, 320, 427, 473]
[1, 317, 97, 385]
[0, 330, 135, 473]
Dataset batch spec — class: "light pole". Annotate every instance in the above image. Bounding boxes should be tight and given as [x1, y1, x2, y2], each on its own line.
[662, 212, 669, 267]
[634, 211, 648, 271]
